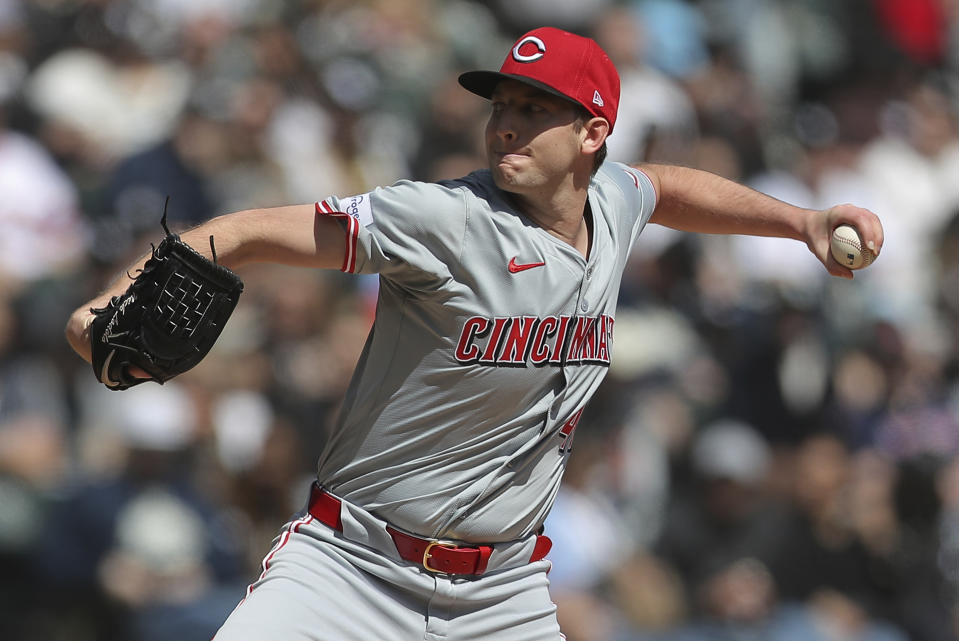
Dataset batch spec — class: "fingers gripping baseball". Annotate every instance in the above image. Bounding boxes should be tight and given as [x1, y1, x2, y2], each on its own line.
[810, 204, 883, 279]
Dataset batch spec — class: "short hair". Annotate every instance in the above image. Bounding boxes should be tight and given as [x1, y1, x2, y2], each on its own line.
[592, 141, 608, 175]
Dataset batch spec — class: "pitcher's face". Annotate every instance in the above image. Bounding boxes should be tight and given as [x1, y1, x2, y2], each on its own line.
[485, 80, 585, 196]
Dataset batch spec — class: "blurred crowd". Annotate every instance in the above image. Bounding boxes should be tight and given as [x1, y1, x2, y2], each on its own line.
[3, 0, 959, 640]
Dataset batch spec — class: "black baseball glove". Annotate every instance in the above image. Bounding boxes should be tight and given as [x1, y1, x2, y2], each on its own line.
[89, 205, 244, 390]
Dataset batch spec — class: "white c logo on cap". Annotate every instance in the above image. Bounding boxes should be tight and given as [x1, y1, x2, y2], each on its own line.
[512, 36, 546, 63]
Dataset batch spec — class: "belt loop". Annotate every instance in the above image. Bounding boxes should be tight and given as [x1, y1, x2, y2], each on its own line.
[474, 545, 493, 575]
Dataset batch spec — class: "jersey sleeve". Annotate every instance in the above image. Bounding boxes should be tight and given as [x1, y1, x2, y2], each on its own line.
[316, 180, 468, 288]
[601, 161, 658, 250]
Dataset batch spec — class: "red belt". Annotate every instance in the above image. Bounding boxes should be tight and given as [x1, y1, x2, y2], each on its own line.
[307, 484, 552, 575]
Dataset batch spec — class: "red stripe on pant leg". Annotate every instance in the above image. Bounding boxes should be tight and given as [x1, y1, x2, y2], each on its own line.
[242, 514, 313, 600]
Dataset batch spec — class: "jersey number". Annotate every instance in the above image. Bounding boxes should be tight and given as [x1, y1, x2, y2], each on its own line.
[558, 408, 584, 453]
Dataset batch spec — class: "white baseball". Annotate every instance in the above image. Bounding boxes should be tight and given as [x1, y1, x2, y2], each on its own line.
[830, 224, 875, 270]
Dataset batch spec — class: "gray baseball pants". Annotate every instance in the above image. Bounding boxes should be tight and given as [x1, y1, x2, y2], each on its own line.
[213, 491, 562, 641]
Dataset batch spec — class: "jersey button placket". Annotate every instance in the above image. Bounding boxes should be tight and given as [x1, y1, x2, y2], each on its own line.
[578, 263, 591, 313]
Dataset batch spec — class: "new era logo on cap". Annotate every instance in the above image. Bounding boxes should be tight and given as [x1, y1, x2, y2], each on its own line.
[459, 27, 621, 132]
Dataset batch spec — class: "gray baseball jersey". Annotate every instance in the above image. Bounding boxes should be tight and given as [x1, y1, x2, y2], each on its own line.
[313, 160, 656, 543]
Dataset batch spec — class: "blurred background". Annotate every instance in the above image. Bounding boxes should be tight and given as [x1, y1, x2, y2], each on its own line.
[3, 0, 959, 639]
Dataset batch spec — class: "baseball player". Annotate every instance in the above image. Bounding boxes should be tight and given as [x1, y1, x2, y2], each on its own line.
[66, 27, 883, 641]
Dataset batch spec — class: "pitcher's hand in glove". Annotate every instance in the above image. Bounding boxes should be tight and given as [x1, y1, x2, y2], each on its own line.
[87, 208, 244, 390]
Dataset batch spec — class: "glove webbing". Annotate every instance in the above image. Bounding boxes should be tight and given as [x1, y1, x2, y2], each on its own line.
[157, 272, 217, 339]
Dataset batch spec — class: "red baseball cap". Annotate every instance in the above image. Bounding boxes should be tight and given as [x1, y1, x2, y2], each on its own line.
[459, 27, 620, 132]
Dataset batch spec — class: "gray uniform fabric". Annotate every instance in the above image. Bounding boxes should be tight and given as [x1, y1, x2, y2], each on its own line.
[215, 161, 656, 640]
[315, 162, 655, 542]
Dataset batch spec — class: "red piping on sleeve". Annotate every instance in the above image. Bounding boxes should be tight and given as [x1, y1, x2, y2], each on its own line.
[316, 201, 359, 273]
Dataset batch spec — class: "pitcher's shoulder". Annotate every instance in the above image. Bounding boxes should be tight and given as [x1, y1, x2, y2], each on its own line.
[436, 170, 497, 198]
[593, 161, 652, 193]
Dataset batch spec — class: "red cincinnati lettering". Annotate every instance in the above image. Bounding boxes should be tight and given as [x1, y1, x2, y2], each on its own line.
[479, 318, 511, 363]
[567, 316, 597, 362]
[549, 316, 571, 364]
[455, 315, 613, 366]
[499, 316, 538, 364]
[597, 316, 613, 362]
[454, 317, 490, 362]
[530, 316, 558, 365]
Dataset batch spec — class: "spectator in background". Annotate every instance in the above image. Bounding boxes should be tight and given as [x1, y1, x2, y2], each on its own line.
[92, 108, 220, 264]
[0, 103, 88, 288]
[33, 382, 246, 641]
[655, 420, 783, 608]
[879, 454, 955, 641]
[859, 74, 959, 324]
[769, 435, 896, 620]
[0, 286, 69, 641]
[23, 35, 192, 166]
[632, 0, 710, 80]
[872, 0, 950, 67]
[491, 0, 615, 32]
[594, 5, 698, 167]
[210, 389, 315, 570]
[409, 72, 488, 181]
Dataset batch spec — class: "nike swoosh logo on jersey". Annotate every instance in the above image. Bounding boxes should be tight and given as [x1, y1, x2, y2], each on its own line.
[508, 257, 546, 273]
